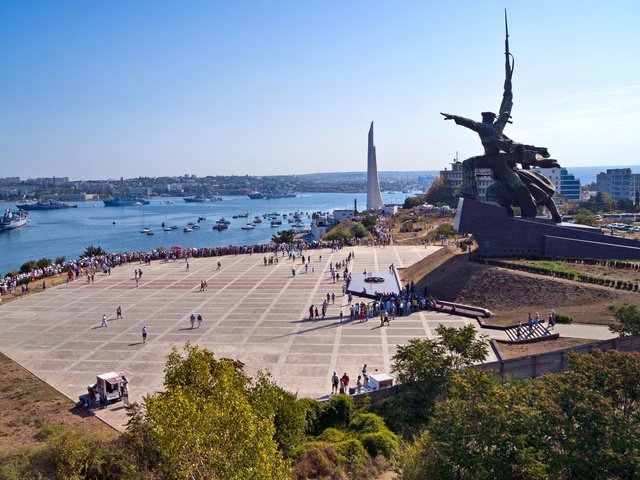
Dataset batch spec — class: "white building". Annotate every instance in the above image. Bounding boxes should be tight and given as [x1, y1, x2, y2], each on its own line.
[439, 159, 493, 202]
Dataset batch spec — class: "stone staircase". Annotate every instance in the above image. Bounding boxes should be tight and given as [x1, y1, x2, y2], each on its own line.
[505, 322, 551, 342]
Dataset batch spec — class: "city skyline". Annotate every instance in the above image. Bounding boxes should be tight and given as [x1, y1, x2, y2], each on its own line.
[1, 1, 639, 179]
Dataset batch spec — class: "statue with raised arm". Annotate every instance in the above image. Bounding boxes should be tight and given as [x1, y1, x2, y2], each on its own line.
[441, 11, 562, 222]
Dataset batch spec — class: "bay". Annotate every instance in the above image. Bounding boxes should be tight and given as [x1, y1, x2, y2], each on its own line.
[0, 191, 413, 275]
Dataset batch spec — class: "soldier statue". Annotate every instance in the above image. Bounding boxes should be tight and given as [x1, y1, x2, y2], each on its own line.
[441, 12, 562, 223]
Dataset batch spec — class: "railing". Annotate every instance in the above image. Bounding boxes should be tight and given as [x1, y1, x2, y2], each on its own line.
[480, 335, 640, 381]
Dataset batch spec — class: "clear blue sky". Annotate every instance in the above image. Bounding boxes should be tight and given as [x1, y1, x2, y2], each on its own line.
[1, 1, 638, 179]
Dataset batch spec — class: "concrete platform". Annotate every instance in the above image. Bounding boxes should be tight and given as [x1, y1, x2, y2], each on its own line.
[0, 245, 490, 430]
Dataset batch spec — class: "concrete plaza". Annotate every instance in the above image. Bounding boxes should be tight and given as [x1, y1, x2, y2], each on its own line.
[0, 245, 489, 429]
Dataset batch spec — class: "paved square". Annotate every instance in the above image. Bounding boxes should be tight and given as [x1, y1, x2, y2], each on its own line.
[0, 245, 492, 429]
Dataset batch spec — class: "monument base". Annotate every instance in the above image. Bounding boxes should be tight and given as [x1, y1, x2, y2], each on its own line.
[455, 198, 640, 260]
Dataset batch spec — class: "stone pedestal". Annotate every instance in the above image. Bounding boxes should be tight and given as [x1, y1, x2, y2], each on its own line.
[455, 198, 640, 259]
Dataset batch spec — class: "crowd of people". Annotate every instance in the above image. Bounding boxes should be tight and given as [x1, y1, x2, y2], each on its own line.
[0, 239, 356, 296]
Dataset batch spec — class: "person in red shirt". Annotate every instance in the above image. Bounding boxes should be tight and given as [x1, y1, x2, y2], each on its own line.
[341, 373, 350, 394]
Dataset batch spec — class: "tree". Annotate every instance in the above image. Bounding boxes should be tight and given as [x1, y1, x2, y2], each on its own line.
[35, 257, 52, 270]
[403, 195, 425, 209]
[54, 256, 66, 265]
[20, 260, 37, 274]
[392, 324, 488, 384]
[400, 350, 640, 480]
[272, 229, 296, 244]
[574, 208, 597, 226]
[82, 245, 106, 257]
[424, 176, 456, 207]
[609, 304, 640, 337]
[594, 192, 614, 213]
[125, 344, 291, 479]
[377, 325, 488, 437]
[360, 213, 378, 229]
[615, 198, 635, 212]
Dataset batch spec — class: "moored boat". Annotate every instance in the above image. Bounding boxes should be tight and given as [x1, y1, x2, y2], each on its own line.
[16, 200, 77, 210]
[1, 209, 29, 230]
[103, 197, 150, 207]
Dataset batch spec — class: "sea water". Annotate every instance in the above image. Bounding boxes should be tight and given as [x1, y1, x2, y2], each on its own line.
[0, 192, 413, 275]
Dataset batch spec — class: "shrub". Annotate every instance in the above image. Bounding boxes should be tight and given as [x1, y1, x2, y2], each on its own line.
[317, 427, 348, 443]
[292, 442, 347, 480]
[54, 256, 66, 265]
[298, 398, 323, 436]
[435, 224, 456, 238]
[360, 431, 399, 458]
[349, 413, 387, 434]
[336, 438, 370, 476]
[317, 395, 354, 431]
[556, 313, 573, 324]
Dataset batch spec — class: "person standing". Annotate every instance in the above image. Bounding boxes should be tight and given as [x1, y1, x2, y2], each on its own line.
[356, 375, 362, 393]
[101, 314, 108, 328]
[331, 372, 339, 395]
[116, 306, 122, 319]
[341, 372, 350, 394]
[362, 364, 367, 377]
[142, 325, 148, 343]
[121, 374, 129, 407]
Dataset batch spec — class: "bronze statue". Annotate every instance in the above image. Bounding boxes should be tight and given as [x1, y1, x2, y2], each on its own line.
[441, 11, 562, 223]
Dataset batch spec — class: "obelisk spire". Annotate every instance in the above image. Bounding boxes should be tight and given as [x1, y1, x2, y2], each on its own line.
[366, 121, 384, 210]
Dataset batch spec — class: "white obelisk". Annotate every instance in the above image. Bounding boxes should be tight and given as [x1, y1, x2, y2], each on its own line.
[366, 121, 384, 210]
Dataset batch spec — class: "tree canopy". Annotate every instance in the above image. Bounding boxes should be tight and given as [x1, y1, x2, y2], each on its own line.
[424, 176, 456, 208]
[609, 304, 640, 337]
[401, 350, 640, 480]
[125, 344, 293, 480]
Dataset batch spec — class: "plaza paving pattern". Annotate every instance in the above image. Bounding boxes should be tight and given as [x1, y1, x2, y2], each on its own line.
[0, 245, 491, 429]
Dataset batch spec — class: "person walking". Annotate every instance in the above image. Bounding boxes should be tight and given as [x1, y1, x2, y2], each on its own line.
[190, 313, 196, 329]
[116, 306, 122, 319]
[142, 325, 148, 343]
[101, 314, 108, 328]
[197, 314, 203, 328]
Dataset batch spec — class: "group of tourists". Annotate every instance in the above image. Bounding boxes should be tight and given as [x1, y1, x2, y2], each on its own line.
[331, 364, 377, 395]
[516, 310, 557, 339]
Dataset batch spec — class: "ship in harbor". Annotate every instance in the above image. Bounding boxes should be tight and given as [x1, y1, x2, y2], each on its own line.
[1, 208, 29, 230]
[103, 197, 151, 207]
[247, 191, 297, 200]
[183, 195, 222, 203]
[16, 200, 78, 210]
